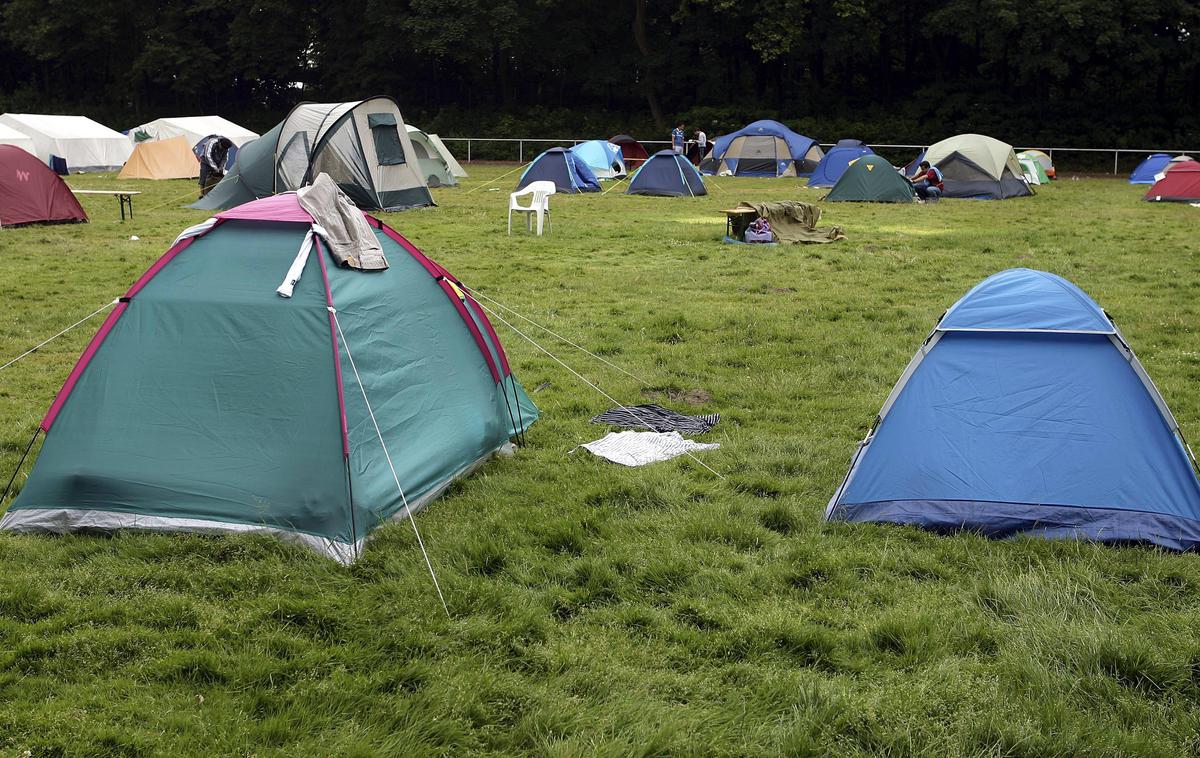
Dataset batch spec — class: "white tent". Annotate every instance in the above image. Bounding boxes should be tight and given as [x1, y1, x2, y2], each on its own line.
[0, 122, 35, 155]
[128, 116, 259, 148]
[427, 133, 467, 177]
[405, 125, 458, 187]
[0, 113, 132, 172]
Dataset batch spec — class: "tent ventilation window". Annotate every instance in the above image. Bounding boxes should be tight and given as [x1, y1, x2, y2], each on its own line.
[368, 113, 406, 166]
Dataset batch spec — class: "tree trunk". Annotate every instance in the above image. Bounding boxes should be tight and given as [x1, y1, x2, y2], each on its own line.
[632, 0, 666, 132]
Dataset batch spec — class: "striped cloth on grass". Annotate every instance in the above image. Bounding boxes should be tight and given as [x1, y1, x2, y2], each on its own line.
[591, 403, 719, 435]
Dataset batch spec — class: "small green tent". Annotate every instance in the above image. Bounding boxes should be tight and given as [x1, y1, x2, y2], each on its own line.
[825, 155, 915, 202]
[1, 192, 537, 562]
[1017, 153, 1049, 184]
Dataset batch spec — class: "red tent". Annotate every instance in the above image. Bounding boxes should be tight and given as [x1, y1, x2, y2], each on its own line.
[0, 145, 88, 226]
[1144, 162, 1200, 203]
[610, 134, 649, 169]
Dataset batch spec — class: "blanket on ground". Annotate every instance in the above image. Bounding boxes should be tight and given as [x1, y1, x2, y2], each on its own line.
[735, 200, 845, 244]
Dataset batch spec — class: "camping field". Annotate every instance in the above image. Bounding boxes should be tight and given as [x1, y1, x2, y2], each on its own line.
[2, 167, 1200, 755]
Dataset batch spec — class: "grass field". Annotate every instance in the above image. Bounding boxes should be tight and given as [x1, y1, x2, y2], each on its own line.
[2, 166, 1199, 756]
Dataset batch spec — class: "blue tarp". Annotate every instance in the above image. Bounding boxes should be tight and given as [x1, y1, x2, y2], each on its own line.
[517, 147, 600, 193]
[807, 140, 874, 187]
[569, 140, 625, 178]
[626, 150, 706, 197]
[1129, 153, 1172, 184]
[706, 120, 821, 177]
[828, 268, 1200, 551]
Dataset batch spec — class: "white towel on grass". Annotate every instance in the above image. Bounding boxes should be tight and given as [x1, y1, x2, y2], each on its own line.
[578, 431, 719, 467]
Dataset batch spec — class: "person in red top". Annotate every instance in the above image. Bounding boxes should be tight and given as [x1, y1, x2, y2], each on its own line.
[911, 160, 944, 202]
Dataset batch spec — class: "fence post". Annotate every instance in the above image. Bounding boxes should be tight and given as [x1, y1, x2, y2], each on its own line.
[1113, 150, 1118, 175]
[467, 139, 471, 164]
[519, 140, 523, 164]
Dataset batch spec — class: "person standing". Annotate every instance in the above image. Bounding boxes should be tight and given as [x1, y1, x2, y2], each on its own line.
[693, 128, 708, 165]
[671, 123, 685, 154]
[199, 136, 234, 198]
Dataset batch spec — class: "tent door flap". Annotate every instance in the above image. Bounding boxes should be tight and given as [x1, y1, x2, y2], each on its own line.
[367, 113, 406, 166]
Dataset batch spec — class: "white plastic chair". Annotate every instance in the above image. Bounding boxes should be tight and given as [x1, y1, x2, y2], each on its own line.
[508, 181, 556, 235]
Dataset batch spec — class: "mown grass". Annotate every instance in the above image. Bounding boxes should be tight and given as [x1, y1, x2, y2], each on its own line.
[1, 166, 1199, 755]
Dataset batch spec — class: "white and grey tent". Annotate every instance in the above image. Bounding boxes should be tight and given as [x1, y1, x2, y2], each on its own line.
[192, 96, 433, 212]
[427, 134, 467, 178]
[405, 125, 458, 187]
[922, 134, 1032, 199]
[0, 113, 132, 171]
[128, 116, 259, 147]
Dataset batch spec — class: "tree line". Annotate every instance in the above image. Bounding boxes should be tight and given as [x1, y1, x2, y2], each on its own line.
[0, 0, 1196, 150]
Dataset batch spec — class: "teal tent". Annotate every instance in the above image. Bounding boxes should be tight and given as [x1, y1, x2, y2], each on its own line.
[825, 155, 915, 202]
[1, 193, 537, 562]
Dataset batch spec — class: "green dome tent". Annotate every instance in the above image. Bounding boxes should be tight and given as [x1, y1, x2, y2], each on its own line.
[2, 190, 537, 563]
[824, 155, 915, 202]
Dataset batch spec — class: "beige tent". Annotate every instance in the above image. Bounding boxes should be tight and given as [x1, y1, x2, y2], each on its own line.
[118, 136, 198, 180]
[923, 134, 1032, 199]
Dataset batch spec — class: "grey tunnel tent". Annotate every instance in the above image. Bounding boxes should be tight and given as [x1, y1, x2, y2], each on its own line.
[922, 133, 1032, 200]
[192, 97, 433, 212]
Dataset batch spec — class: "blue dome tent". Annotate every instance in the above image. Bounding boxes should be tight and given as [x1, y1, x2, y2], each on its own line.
[701, 120, 823, 177]
[516, 147, 600, 193]
[569, 140, 626, 179]
[807, 139, 874, 187]
[827, 268, 1200, 551]
[625, 150, 706, 197]
[1129, 153, 1173, 184]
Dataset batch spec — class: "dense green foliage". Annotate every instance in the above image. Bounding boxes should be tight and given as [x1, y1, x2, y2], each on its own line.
[1, 168, 1199, 754]
[1, 0, 1197, 147]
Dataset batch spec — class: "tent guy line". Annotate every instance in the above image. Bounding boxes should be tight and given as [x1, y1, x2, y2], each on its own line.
[471, 298, 726, 480]
[461, 285, 650, 386]
[332, 307, 450, 616]
[0, 299, 118, 373]
[465, 161, 531, 194]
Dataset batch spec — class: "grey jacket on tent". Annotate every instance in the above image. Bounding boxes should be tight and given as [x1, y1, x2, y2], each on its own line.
[298, 174, 388, 270]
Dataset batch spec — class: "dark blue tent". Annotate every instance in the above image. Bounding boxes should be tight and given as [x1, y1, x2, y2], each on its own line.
[903, 149, 926, 178]
[827, 268, 1200, 551]
[516, 147, 600, 193]
[702, 120, 823, 177]
[625, 150, 707, 197]
[1129, 153, 1173, 184]
[807, 139, 874, 187]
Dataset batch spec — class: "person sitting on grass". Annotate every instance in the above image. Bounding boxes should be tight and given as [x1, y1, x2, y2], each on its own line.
[910, 160, 944, 202]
